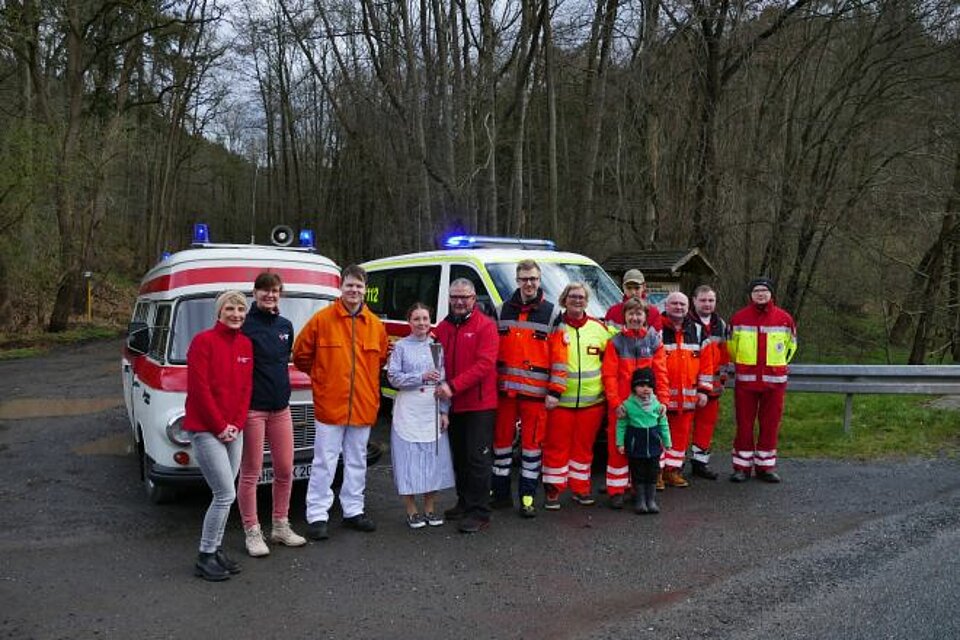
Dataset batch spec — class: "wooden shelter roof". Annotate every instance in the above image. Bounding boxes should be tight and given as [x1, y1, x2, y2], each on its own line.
[602, 248, 717, 278]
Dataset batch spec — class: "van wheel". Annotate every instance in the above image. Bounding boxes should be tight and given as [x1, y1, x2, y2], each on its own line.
[141, 449, 177, 504]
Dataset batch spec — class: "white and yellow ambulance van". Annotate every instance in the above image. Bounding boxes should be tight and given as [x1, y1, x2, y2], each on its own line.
[121, 226, 340, 503]
[361, 235, 622, 397]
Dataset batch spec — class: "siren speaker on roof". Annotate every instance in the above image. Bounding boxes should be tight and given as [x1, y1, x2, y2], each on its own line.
[270, 225, 294, 247]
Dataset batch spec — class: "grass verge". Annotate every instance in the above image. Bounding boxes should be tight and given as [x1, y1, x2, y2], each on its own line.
[0, 324, 122, 360]
[712, 392, 960, 460]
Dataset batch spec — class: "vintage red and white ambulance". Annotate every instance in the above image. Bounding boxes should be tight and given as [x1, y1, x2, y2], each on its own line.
[122, 228, 340, 502]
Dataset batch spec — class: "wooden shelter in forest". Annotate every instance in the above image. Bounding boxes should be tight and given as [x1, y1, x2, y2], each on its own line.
[601, 248, 718, 308]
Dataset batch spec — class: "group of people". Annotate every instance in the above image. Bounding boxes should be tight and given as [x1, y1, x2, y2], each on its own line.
[182, 262, 797, 582]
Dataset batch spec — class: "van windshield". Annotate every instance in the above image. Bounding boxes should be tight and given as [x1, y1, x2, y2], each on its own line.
[168, 295, 335, 363]
[485, 262, 621, 316]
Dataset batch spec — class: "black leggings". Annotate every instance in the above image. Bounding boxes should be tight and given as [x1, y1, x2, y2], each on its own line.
[629, 457, 659, 485]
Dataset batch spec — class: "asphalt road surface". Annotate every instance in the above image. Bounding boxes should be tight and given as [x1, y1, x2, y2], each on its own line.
[1, 340, 959, 640]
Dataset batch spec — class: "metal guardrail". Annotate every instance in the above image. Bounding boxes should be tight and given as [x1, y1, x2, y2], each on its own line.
[732, 365, 960, 434]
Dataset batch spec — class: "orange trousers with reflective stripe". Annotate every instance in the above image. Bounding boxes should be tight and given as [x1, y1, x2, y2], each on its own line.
[542, 404, 605, 495]
[664, 410, 695, 468]
[494, 396, 547, 451]
[691, 396, 721, 453]
[605, 406, 630, 496]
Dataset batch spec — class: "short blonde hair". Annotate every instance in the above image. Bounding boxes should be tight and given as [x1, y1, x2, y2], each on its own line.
[215, 290, 247, 318]
[559, 282, 590, 308]
[516, 259, 540, 277]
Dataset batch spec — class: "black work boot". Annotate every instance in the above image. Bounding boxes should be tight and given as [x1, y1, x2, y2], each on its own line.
[691, 460, 719, 480]
[195, 552, 230, 582]
[645, 484, 660, 514]
[215, 547, 242, 574]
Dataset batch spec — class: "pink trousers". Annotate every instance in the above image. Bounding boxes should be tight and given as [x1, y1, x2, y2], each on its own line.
[238, 407, 295, 528]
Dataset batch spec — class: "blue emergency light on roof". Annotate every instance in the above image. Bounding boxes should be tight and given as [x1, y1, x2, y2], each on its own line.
[192, 223, 210, 245]
[160, 251, 172, 261]
[299, 229, 315, 249]
[443, 235, 556, 251]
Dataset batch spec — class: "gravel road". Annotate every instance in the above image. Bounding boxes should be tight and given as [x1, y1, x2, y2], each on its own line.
[1, 340, 958, 639]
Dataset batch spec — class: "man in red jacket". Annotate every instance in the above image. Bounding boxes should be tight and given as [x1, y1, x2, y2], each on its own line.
[435, 278, 499, 533]
[605, 269, 663, 331]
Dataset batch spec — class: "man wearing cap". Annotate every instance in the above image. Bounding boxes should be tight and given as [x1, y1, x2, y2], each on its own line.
[727, 278, 797, 483]
[605, 269, 663, 331]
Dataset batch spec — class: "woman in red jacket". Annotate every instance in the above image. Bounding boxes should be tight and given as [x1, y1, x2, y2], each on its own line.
[184, 290, 253, 581]
[600, 298, 669, 509]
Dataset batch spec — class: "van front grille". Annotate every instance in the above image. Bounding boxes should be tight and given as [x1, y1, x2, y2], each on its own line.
[262, 403, 316, 454]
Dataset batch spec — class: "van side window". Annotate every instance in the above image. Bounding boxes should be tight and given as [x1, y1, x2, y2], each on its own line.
[450, 264, 494, 316]
[133, 301, 151, 323]
[382, 266, 440, 322]
[149, 304, 172, 363]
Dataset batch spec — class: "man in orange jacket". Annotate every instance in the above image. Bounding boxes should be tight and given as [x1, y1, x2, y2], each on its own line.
[493, 259, 568, 518]
[293, 265, 388, 540]
[660, 291, 713, 487]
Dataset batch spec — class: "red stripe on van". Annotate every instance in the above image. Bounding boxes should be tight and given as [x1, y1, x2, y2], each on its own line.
[133, 358, 189, 392]
[140, 267, 339, 295]
[132, 358, 315, 393]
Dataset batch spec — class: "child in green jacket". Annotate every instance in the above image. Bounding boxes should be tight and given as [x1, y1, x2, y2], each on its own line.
[616, 368, 671, 514]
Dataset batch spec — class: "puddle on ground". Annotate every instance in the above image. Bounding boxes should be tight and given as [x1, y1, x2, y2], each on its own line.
[0, 397, 121, 420]
[73, 433, 133, 456]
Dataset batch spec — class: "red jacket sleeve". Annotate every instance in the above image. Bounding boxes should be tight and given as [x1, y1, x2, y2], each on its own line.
[697, 331, 715, 394]
[601, 341, 621, 409]
[652, 344, 670, 406]
[547, 323, 569, 397]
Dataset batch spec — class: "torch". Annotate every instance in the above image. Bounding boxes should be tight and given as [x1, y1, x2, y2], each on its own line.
[429, 341, 443, 455]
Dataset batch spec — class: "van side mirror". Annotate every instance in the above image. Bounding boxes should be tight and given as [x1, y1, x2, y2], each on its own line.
[127, 321, 150, 355]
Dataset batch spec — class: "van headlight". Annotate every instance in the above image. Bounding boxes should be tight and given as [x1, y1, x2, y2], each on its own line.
[166, 415, 191, 446]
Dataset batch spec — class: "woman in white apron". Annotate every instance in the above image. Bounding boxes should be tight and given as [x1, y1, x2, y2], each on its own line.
[386, 303, 455, 528]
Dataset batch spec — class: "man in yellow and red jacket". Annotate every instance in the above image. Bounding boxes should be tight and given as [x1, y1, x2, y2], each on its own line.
[493, 259, 568, 518]
[660, 291, 713, 488]
[727, 277, 797, 483]
[687, 285, 729, 480]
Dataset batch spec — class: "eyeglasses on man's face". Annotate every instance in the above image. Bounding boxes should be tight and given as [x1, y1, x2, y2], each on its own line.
[517, 276, 540, 284]
[449, 294, 475, 301]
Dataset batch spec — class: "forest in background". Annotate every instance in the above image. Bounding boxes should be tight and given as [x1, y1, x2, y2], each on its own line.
[0, 0, 958, 363]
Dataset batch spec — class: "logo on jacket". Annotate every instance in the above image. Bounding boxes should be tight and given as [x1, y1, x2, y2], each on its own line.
[238, 356, 251, 364]
[279, 332, 290, 342]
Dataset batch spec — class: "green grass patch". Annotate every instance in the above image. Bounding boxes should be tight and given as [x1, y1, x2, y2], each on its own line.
[711, 392, 960, 460]
[0, 347, 43, 361]
[0, 323, 122, 359]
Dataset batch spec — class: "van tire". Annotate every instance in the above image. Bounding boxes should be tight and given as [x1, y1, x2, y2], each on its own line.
[140, 445, 177, 504]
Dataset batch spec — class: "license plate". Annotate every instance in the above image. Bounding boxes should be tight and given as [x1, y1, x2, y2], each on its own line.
[258, 462, 312, 485]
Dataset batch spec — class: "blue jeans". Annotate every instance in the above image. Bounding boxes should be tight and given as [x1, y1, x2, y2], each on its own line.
[191, 432, 242, 553]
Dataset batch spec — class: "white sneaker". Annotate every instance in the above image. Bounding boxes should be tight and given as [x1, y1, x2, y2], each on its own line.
[244, 525, 270, 557]
[270, 519, 307, 547]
